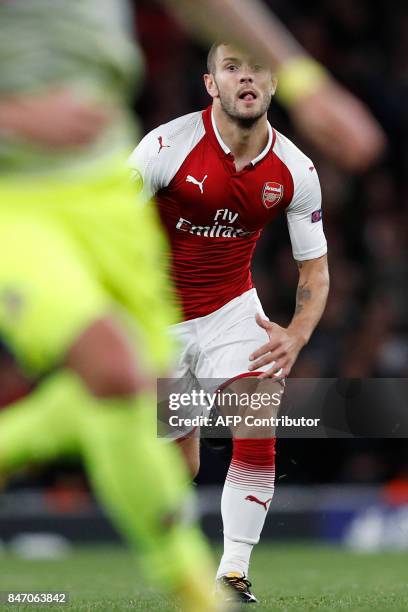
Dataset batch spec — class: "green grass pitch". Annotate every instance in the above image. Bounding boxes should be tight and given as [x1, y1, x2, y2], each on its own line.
[0, 543, 407, 611]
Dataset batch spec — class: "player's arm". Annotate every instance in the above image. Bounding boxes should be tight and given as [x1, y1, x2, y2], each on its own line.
[289, 254, 329, 346]
[162, 0, 300, 66]
[249, 255, 329, 378]
[162, 0, 385, 171]
[128, 129, 163, 203]
[0, 88, 112, 148]
[249, 160, 329, 378]
[129, 120, 195, 203]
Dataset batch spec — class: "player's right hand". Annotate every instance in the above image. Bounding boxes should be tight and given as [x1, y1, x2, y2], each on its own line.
[3, 87, 113, 149]
[248, 313, 304, 379]
[288, 80, 386, 172]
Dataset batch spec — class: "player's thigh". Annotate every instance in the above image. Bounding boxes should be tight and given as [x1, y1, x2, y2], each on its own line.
[197, 300, 270, 384]
[159, 370, 205, 441]
[0, 212, 109, 376]
[160, 319, 208, 440]
[194, 295, 283, 437]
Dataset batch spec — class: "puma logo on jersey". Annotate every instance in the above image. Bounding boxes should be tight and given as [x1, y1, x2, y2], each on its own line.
[245, 495, 272, 512]
[186, 174, 208, 194]
[157, 136, 170, 153]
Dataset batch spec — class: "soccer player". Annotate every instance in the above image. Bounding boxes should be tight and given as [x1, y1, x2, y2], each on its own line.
[129, 42, 330, 602]
[0, 3, 220, 610]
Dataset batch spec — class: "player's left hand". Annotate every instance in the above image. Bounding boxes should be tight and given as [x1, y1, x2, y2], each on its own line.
[248, 313, 304, 379]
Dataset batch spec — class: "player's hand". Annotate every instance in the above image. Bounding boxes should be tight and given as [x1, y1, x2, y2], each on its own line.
[3, 88, 113, 149]
[248, 313, 303, 379]
[288, 80, 386, 172]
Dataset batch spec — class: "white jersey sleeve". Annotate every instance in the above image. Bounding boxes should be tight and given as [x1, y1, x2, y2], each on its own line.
[286, 164, 327, 261]
[128, 111, 205, 204]
[273, 130, 327, 261]
[127, 128, 163, 202]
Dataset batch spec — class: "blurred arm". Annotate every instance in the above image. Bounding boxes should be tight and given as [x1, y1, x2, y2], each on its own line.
[0, 88, 112, 149]
[162, 0, 301, 66]
[163, 0, 386, 171]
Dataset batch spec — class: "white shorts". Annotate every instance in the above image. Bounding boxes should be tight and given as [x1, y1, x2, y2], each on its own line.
[159, 289, 279, 439]
[170, 288, 269, 391]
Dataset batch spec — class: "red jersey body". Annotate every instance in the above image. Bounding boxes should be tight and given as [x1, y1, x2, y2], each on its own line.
[130, 106, 326, 320]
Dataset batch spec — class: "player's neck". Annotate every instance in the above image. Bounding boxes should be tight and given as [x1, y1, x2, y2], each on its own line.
[212, 105, 269, 172]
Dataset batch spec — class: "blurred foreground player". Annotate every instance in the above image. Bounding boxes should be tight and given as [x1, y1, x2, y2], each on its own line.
[130, 42, 330, 602]
[0, 2, 221, 610]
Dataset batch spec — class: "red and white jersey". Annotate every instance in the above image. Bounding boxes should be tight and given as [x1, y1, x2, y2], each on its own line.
[129, 106, 327, 321]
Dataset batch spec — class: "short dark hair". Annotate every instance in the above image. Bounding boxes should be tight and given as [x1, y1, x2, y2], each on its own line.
[207, 41, 228, 74]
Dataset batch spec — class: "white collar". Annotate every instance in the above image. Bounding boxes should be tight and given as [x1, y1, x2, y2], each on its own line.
[211, 108, 273, 166]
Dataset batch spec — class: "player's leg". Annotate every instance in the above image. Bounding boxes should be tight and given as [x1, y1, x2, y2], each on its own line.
[0, 371, 82, 471]
[65, 317, 218, 609]
[78, 390, 216, 610]
[164, 318, 202, 479]
[0, 206, 138, 476]
[65, 316, 147, 397]
[196, 289, 281, 602]
[217, 377, 280, 580]
[65, 172, 222, 608]
[0, 370, 218, 612]
[0, 206, 141, 465]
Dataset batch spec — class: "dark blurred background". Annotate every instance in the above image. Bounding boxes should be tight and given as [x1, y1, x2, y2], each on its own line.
[0, 0, 407, 546]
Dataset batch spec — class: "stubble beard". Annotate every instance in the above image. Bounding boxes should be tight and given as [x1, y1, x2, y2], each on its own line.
[217, 86, 272, 129]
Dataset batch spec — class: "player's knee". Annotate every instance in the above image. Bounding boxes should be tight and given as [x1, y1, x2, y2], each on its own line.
[65, 317, 143, 398]
[77, 357, 140, 399]
[88, 363, 140, 398]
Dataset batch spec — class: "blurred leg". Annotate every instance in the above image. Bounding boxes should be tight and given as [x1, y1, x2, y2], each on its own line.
[0, 372, 218, 611]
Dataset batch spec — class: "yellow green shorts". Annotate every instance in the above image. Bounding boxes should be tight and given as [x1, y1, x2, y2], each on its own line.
[0, 163, 178, 376]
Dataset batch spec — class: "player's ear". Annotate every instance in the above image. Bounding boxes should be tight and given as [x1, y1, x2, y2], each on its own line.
[204, 73, 219, 99]
[271, 74, 278, 96]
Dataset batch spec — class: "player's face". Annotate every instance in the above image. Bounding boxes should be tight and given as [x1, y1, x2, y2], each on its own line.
[205, 45, 277, 125]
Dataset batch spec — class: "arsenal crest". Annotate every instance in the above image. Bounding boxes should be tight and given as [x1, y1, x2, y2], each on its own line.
[262, 182, 284, 209]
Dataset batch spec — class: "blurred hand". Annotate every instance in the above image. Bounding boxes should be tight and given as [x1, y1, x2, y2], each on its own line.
[4, 88, 113, 149]
[289, 80, 386, 172]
